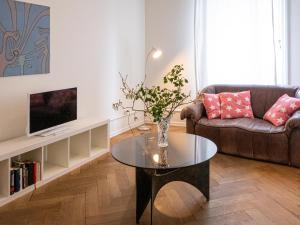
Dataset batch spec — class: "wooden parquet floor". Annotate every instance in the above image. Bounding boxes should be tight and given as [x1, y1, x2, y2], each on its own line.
[1, 126, 300, 225]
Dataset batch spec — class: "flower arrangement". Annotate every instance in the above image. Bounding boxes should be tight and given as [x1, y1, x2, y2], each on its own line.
[113, 65, 190, 121]
[113, 64, 191, 146]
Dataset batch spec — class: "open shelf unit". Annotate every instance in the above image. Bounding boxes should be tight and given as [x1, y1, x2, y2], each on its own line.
[69, 131, 90, 166]
[91, 124, 109, 156]
[10, 147, 43, 194]
[43, 139, 69, 180]
[0, 159, 9, 200]
[0, 118, 109, 207]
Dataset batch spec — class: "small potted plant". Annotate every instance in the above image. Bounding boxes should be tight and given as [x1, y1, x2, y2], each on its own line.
[113, 65, 191, 147]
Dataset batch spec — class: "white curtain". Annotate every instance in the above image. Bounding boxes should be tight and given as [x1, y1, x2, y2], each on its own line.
[194, 0, 288, 90]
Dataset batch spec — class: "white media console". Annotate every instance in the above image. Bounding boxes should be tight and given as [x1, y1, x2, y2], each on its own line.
[0, 118, 110, 207]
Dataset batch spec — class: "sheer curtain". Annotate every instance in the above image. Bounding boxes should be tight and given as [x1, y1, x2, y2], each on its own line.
[194, 0, 288, 90]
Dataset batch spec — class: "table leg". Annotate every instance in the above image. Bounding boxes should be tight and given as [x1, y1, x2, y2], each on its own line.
[136, 168, 151, 224]
[150, 195, 153, 225]
[135, 161, 210, 224]
[152, 161, 210, 201]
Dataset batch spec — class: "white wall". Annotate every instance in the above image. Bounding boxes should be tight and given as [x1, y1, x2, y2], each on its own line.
[145, 0, 300, 99]
[289, 0, 300, 86]
[145, 0, 196, 126]
[145, 0, 196, 95]
[0, 0, 145, 141]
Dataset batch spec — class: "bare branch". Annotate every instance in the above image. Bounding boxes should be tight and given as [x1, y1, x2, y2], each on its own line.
[113, 65, 191, 123]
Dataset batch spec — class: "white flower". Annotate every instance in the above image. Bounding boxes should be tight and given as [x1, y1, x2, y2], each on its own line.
[277, 117, 284, 124]
[227, 97, 232, 102]
[235, 108, 242, 113]
[236, 100, 242, 105]
[208, 97, 213, 102]
[233, 93, 239, 97]
[290, 102, 297, 110]
[245, 106, 250, 110]
[280, 107, 287, 113]
[226, 106, 232, 111]
[211, 113, 216, 118]
[245, 97, 250, 102]
[210, 105, 216, 110]
[271, 113, 276, 118]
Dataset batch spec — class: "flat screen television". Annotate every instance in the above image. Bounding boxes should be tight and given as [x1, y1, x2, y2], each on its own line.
[28, 88, 77, 136]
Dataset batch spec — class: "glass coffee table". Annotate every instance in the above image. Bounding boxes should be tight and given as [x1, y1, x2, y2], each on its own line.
[111, 132, 217, 225]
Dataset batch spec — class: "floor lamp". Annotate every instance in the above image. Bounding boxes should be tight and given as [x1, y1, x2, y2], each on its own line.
[138, 47, 162, 131]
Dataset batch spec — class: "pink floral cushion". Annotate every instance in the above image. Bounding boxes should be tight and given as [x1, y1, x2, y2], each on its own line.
[219, 91, 254, 119]
[203, 93, 221, 119]
[263, 94, 300, 126]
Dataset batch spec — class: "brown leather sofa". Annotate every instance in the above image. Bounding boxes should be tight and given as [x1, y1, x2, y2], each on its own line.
[181, 85, 300, 167]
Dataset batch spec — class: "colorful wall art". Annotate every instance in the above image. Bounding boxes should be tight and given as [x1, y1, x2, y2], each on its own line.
[0, 0, 50, 77]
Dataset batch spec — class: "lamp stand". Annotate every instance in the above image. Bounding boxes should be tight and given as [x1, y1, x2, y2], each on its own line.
[137, 48, 157, 132]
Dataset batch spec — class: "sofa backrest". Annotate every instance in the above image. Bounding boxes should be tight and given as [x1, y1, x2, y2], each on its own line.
[201, 85, 300, 119]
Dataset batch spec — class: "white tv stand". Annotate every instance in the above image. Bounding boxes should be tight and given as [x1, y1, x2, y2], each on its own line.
[37, 126, 71, 137]
[0, 118, 110, 207]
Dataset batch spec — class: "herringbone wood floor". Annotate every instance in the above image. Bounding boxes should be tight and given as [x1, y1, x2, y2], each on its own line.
[1, 126, 300, 225]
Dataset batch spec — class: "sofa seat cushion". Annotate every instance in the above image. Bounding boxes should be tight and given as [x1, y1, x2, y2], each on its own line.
[198, 117, 285, 134]
[195, 117, 289, 164]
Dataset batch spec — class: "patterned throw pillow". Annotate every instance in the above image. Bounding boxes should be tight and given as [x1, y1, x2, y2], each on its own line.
[263, 94, 300, 126]
[219, 91, 254, 119]
[203, 93, 221, 119]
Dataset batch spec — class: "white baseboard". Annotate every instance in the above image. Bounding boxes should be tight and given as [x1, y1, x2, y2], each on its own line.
[110, 109, 186, 137]
[170, 121, 185, 127]
[110, 120, 144, 137]
[145, 121, 186, 127]
[144, 110, 186, 127]
[110, 112, 144, 137]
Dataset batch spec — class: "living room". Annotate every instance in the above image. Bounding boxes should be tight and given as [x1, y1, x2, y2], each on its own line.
[0, 0, 300, 224]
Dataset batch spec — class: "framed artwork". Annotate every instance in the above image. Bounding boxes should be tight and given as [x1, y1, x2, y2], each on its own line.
[0, 0, 50, 77]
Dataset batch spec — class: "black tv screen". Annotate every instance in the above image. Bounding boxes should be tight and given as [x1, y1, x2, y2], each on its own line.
[29, 88, 77, 135]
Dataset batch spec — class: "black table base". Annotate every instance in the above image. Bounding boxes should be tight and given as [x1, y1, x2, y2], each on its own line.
[136, 161, 209, 224]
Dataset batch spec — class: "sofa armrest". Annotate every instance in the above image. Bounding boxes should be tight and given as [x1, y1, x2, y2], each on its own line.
[285, 110, 300, 132]
[180, 100, 204, 122]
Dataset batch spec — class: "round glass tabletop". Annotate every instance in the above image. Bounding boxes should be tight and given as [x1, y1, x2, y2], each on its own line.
[111, 132, 217, 170]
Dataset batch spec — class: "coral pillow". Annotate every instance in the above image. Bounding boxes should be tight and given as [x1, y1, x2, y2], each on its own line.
[202, 93, 221, 119]
[219, 91, 254, 119]
[263, 94, 300, 126]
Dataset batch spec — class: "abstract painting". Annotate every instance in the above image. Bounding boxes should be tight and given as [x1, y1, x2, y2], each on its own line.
[0, 0, 50, 77]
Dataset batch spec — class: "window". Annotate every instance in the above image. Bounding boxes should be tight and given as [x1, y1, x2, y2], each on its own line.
[194, 0, 288, 89]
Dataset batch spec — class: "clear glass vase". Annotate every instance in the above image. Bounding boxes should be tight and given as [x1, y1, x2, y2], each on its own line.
[157, 116, 171, 147]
